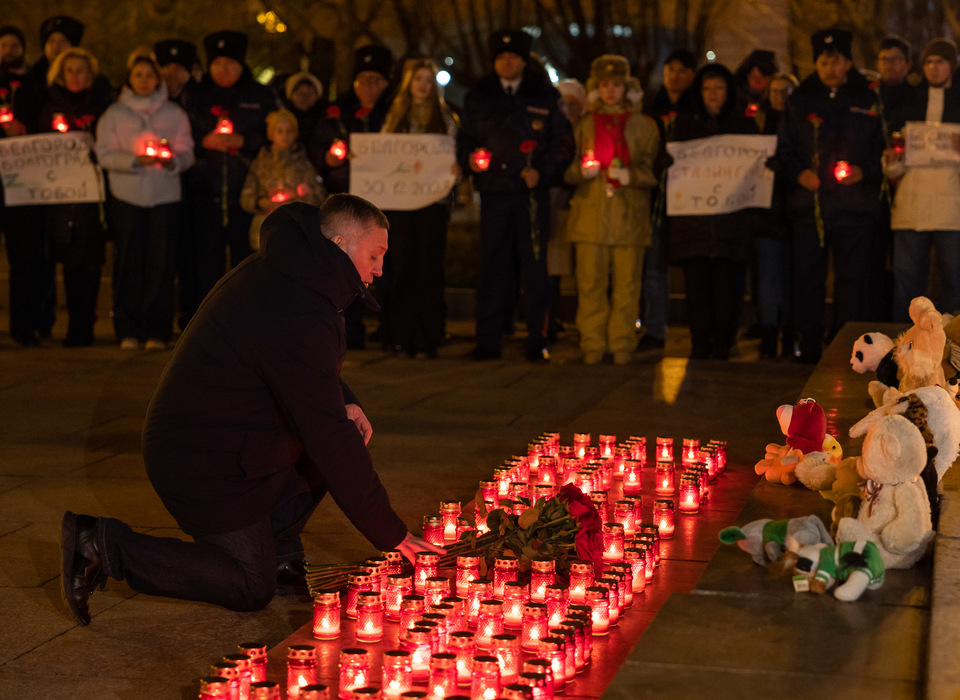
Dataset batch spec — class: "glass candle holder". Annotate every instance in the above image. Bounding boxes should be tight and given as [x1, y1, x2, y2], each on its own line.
[637, 524, 661, 565]
[414, 552, 439, 595]
[527, 559, 555, 603]
[358, 562, 382, 593]
[700, 445, 719, 481]
[654, 460, 675, 495]
[489, 633, 521, 685]
[653, 499, 676, 538]
[501, 685, 534, 700]
[346, 574, 374, 619]
[355, 592, 384, 643]
[624, 547, 647, 594]
[382, 550, 404, 575]
[520, 602, 548, 652]
[349, 688, 380, 700]
[466, 580, 493, 627]
[681, 438, 700, 467]
[602, 522, 625, 563]
[567, 560, 594, 604]
[621, 460, 642, 496]
[399, 594, 426, 632]
[474, 600, 504, 649]
[470, 656, 501, 700]
[522, 661, 553, 698]
[381, 651, 413, 700]
[441, 596, 467, 633]
[427, 653, 457, 700]
[557, 622, 585, 673]
[709, 439, 727, 473]
[584, 587, 610, 635]
[589, 490, 610, 522]
[678, 474, 701, 513]
[543, 584, 568, 630]
[493, 557, 519, 599]
[440, 501, 462, 542]
[501, 581, 529, 629]
[565, 611, 593, 665]
[299, 686, 329, 700]
[210, 661, 240, 700]
[238, 643, 268, 683]
[635, 536, 656, 582]
[479, 480, 499, 508]
[598, 433, 616, 458]
[422, 515, 444, 546]
[249, 681, 281, 700]
[312, 590, 341, 640]
[538, 637, 567, 691]
[595, 577, 619, 625]
[420, 613, 449, 653]
[402, 628, 434, 684]
[424, 576, 451, 608]
[629, 436, 647, 465]
[527, 442, 543, 470]
[573, 469, 594, 495]
[689, 465, 709, 501]
[550, 627, 577, 681]
[573, 433, 591, 459]
[287, 646, 317, 700]
[448, 631, 476, 687]
[199, 676, 231, 700]
[606, 562, 633, 606]
[454, 555, 481, 597]
[613, 500, 637, 538]
[516, 672, 548, 700]
[655, 437, 673, 463]
[622, 495, 643, 525]
[223, 653, 252, 700]
[385, 574, 413, 621]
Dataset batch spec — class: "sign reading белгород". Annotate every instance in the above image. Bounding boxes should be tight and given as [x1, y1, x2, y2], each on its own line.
[903, 121, 960, 168]
[666, 134, 776, 216]
[0, 132, 105, 206]
[349, 133, 457, 211]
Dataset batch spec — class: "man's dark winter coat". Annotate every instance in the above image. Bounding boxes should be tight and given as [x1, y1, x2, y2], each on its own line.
[142, 202, 407, 549]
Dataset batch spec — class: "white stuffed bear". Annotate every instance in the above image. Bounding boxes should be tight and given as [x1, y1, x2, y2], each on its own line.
[837, 414, 935, 569]
[850, 332, 898, 407]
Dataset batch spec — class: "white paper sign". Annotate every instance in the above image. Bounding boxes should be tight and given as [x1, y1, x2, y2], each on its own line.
[666, 134, 777, 216]
[349, 133, 456, 211]
[903, 121, 960, 167]
[0, 132, 105, 206]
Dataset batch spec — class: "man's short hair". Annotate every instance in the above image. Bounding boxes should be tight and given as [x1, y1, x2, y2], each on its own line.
[319, 194, 389, 241]
[665, 49, 697, 71]
[880, 35, 911, 60]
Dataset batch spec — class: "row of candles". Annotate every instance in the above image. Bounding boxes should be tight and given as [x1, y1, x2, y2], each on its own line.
[198, 433, 728, 700]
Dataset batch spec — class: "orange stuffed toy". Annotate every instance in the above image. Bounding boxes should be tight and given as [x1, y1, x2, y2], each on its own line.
[755, 399, 832, 485]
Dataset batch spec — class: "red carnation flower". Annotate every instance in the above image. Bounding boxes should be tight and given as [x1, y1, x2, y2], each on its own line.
[806, 113, 823, 127]
[326, 105, 341, 119]
[0, 88, 8, 98]
[9, 81, 20, 90]
[210, 105, 228, 117]
[355, 106, 372, 119]
[520, 139, 537, 154]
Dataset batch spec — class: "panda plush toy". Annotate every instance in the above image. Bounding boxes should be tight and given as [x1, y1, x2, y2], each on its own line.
[851, 333, 899, 406]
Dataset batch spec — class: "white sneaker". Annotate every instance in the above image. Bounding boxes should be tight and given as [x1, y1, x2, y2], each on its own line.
[144, 339, 166, 351]
[120, 338, 139, 350]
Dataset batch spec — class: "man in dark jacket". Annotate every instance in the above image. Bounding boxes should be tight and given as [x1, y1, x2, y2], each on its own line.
[178, 30, 279, 329]
[776, 28, 886, 363]
[154, 39, 198, 107]
[60, 195, 440, 625]
[458, 29, 574, 362]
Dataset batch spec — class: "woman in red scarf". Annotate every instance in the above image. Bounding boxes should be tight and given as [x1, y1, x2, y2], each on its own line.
[564, 55, 659, 365]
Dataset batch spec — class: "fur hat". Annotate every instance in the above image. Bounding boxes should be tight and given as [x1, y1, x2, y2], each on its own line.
[922, 38, 958, 66]
[585, 54, 643, 109]
[285, 71, 323, 101]
[154, 39, 197, 71]
[204, 30, 248, 66]
[353, 45, 393, 80]
[811, 28, 853, 60]
[40, 15, 84, 47]
[488, 29, 533, 61]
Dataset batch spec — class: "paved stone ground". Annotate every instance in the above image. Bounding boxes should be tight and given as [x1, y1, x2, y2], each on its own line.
[0, 264, 818, 699]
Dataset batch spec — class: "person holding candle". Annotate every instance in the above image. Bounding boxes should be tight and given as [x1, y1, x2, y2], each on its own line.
[240, 109, 325, 250]
[457, 29, 575, 363]
[563, 55, 658, 365]
[379, 58, 459, 358]
[775, 27, 886, 363]
[60, 194, 443, 625]
[38, 46, 112, 347]
[96, 48, 195, 350]
[881, 39, 960, 322]
[666, 62, 762, 361]
[178, 30, 278, 329]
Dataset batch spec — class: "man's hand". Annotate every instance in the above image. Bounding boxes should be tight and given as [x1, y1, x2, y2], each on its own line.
[838, 164, 863, 185]
[521, 167, 540, 188]
[202, 132, 244, 152]
[798, 168, 820, 191]
[396, 531, 446, 565]
[346, 403, 373, 445]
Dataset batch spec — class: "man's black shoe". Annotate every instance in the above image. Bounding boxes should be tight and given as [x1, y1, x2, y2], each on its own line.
[465, 346, 501, 361]
[60, 511, 106, 626]
[635, 334, 665, 352]
[526, 347, 550, 364]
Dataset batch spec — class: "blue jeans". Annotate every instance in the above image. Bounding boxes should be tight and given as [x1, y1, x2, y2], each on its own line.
[99, 468, 319, 611]
[640, 221, 668, 340]
[893, 229, 960, 322]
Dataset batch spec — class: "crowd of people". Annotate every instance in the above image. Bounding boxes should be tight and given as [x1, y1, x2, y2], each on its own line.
[1, 16, 958, 364]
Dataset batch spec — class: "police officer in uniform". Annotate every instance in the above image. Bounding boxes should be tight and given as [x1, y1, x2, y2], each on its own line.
[154, 39, 199, 106]
[777, 28, 885, 363]
[179, 30, 278, 328]
[458, 29, 574, 362]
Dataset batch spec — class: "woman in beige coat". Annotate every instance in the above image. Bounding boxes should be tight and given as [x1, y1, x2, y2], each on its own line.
[564, 55, 659, 364]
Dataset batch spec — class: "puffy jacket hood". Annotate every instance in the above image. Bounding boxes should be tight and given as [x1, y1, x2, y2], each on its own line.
[258, 202, 379, 312]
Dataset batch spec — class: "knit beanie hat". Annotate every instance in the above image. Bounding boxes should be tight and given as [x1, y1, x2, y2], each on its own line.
[922, 38, 958, 66]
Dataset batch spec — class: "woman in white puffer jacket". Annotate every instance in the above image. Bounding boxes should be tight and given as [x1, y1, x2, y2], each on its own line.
[96, 48, 194, 350]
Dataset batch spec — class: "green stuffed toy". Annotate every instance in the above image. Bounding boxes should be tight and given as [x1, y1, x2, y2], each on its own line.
[791, 538, 885, 602]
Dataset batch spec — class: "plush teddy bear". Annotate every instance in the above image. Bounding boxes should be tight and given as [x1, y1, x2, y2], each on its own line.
[718, 514, 833, 566]
[850, 332, 898, 407]
[939, 313, 960, 403]
[755, 399, 839, 485]
[836, 413, 935, 569]
[795, 451, 860, 506]
[790, 538, 885, 602]
[879, 297, 948, 406]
